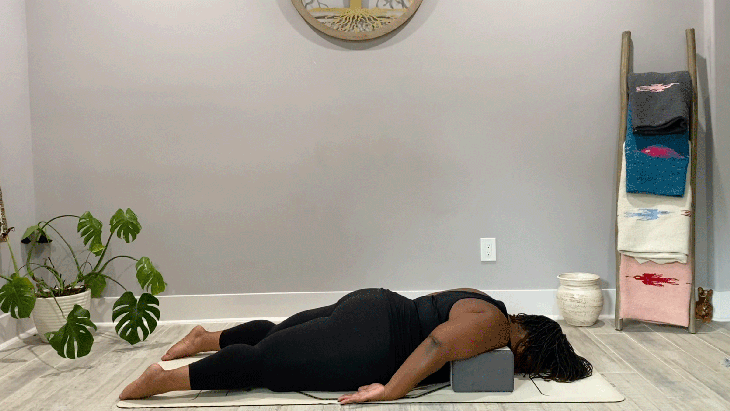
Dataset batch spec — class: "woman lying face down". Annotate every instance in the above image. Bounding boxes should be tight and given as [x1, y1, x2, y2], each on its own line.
[119, 289, 592, 402]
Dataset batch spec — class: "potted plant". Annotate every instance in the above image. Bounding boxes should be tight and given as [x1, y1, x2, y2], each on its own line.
[0, 208, 166, 359]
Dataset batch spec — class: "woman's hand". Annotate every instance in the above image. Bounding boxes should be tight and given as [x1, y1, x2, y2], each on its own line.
[338, 383, 399, 405]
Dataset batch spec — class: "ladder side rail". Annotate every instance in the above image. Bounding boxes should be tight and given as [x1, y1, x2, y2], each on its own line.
[686, 28, 698, 334]
[615, 31, 632, 331]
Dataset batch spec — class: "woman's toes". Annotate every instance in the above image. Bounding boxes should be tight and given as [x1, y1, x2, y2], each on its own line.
[119, 363, 166, 400]
[162, 325, 206, 361]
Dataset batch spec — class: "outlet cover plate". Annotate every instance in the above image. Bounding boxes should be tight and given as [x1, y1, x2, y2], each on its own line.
[481, 238, 496, 262]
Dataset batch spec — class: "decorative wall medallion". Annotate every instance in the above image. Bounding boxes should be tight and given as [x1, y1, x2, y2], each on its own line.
[292, 0, 423, 41]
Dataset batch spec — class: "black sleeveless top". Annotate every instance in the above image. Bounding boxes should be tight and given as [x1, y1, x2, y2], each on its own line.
[412, 291, 509, 339]
[380, 289, 509, 385]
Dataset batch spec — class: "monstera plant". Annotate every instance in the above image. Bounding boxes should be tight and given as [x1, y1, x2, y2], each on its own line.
[0, 209, 166, 359]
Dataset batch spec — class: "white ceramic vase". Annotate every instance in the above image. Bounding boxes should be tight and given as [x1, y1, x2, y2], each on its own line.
[31, 288, 92, 343]
[556, 273, 603, 327]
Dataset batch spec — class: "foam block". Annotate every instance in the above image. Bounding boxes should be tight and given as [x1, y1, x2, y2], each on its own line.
[450, 346, 514, 392]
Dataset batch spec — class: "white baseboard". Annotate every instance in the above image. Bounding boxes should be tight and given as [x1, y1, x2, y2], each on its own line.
[86, 289, 621, 324]
[2, 289, 728, 350]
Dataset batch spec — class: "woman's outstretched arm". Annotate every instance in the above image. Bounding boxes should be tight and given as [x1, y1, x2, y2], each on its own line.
[338, 336, 446, 405]
[383, 335, 447, 399]
[381, 310, 508, 402]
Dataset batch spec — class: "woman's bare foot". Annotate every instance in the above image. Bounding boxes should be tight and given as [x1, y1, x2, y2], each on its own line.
[162, 325, 207, 361]
[119, 364, 172, 400]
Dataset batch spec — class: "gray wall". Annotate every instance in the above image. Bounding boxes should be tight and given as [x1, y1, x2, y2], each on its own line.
[0, 0, 36, 343]
[1, 1, 726, 299]
[709, 0, 730, 297]
[0, 0, 36, 266]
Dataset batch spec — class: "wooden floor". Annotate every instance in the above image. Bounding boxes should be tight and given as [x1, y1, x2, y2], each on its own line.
[1, 318, 730, 411]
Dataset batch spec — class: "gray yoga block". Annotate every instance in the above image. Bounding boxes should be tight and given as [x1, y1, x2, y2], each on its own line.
[450, 346, 514, 392]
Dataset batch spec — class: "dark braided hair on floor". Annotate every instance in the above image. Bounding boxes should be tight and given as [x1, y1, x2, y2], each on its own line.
[510, 313, 593, 383]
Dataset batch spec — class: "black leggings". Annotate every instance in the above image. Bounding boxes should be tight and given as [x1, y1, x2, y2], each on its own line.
[188, 288, 395, 392]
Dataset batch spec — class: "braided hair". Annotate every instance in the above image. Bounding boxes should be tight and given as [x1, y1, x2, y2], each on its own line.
[509, 313, 593, 383]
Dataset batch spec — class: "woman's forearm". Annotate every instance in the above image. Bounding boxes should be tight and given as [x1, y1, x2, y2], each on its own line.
[384, 336, 448, 399]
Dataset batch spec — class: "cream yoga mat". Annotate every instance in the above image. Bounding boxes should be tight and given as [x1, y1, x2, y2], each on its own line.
[117, 355, 625, 407]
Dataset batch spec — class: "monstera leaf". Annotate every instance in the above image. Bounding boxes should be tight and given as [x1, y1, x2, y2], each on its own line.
[20, 225, 52, 244]
[112, 292, 160, 345]
[83, 272, 107, 298]
[77, 212, 105, 256]
[110, 208, 141, 243]
[46, 304, 97, 359]
[135, 257, 166, 296]
[21, 225, 40, 240]
[0, 275, 36, 319]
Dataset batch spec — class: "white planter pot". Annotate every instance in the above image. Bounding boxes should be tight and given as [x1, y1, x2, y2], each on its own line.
[556, 273, 603, 327]
[31, 288, 92, 343]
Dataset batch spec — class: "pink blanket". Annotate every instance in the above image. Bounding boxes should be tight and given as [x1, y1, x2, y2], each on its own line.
[619, 254, 692, 327]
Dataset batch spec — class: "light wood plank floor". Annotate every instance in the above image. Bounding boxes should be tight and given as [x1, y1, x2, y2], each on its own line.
[1, 318, 730, 411]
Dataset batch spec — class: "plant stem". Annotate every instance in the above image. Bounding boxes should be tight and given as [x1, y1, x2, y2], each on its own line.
[33, 278, 52, 292]
[40, 221, 83, 278]
[24, 215, 80, 267]
[4, 232, 21, 276]
[97, 255, 138, 274]
[69, 261, 94, 287]
[83, 251, 93, 271]
[24, 244, 42, 286]
[32, 277, 66, 316]
[19, 262, 43, 287]
[27, 262, 71, 291]
[23, 217, 84, 290]
[42, 288, 66, 318]
[98, 274, 129, 292]
[46, 257, 66, 289]
[74, 271, 129, 292]
[32, 275, 80, 316]
[92, 232, 114, 273]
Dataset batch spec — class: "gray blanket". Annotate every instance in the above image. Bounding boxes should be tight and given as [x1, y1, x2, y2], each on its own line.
[628, 71, 692, 136]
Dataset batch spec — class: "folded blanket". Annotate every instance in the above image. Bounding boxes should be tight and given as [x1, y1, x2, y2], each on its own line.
[617, 141, 691, 264]
[628, 71, 692, 135]
[625, 102, 690, 197]
[619, 254, 692, 327]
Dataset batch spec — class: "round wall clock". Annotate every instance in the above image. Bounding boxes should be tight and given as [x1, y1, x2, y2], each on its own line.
[291, 0, 423, 41]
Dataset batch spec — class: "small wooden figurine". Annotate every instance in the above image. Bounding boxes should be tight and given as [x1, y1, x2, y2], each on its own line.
[695, 287, 714, 324]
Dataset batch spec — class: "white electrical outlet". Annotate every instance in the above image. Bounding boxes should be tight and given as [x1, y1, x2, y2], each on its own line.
[481, 238, 496, 261]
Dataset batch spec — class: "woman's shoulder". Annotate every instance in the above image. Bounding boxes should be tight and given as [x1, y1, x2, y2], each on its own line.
[447, 298, 510, 345]
[426, 288, 488, 297]
[437, 289, 508, 322]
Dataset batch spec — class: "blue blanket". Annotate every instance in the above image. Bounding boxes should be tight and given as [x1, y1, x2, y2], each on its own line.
[625, 102, 690, 197]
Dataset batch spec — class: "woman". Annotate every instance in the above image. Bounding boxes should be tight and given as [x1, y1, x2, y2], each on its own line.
[119, 288, 592, 403]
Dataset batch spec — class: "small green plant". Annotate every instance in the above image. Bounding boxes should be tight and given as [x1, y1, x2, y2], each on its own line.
[0, 209, 166, 359]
